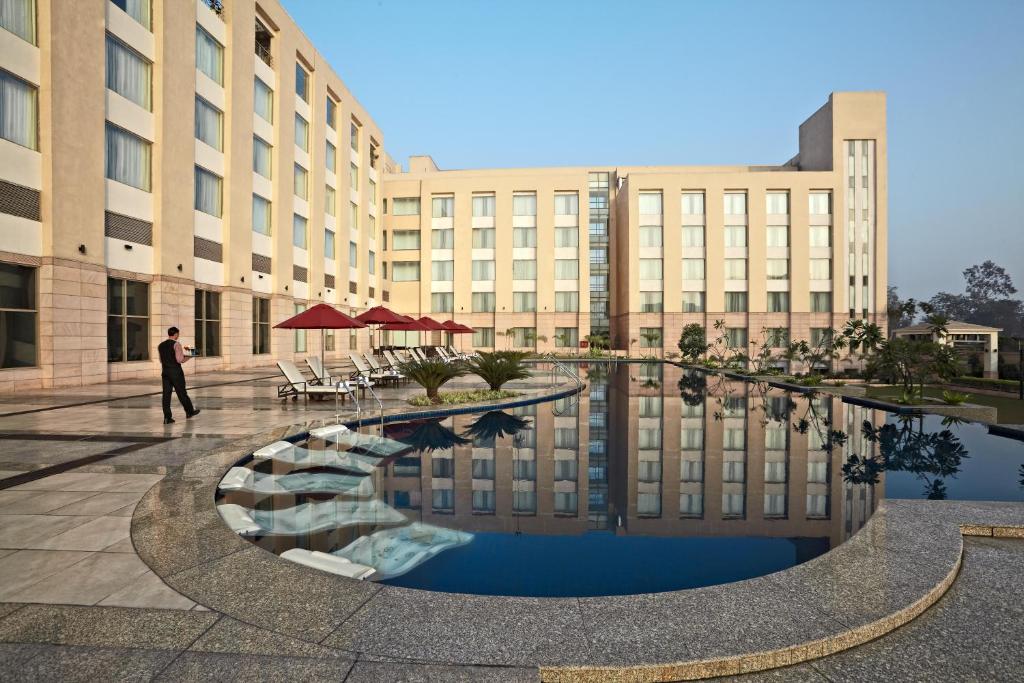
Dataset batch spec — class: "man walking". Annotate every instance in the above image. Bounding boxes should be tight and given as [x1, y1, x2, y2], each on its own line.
[158, 327, 200, 424]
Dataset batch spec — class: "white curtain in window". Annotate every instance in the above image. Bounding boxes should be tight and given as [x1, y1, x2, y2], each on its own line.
[682, 259, 704, 280]
[195, 97, 221, 150]
[809, 226, 830, 247]
[324, 186, 336, 216]
[294, 114, 308, 151]
[724, 226, 747, 247]
[682, 226, 704, 247]
[0, 69, 37, 149]
[392, 262, 419, 281]
[1, 0, 37, 43]
[638, 192, 662, 214]
[392, 231, 420, 250]
[252, 195, 271, 235]
[432, 196, 454, 218]
[473, 195, 495, 217]
[809, 192, 831, 214]
[767, 226, 789, 247]
[810, 259, 831, 280]
[392, 198, 420, 215]
[512, 227, 536, 248]
[639, 225, 662, 247]
[513, 293, 536, 312]
[724, 193, 746, 215]
[294, 165, 307, 199]
[105, 124, 150, 190]
[472, 293, 495, 312]
[512, 194, 536, 216]
[114, 0, 149, 29]
[472, 260, 494, 281]
[724, 259, 746, 280]
[472, 327, 494, 347]
[512, 260, 536, 280]
[554, 259, 578, 279]
[325, 229, 335, 258]
[195, 27, 223, 85]
[766, 259, 789, 279]
[639, 259, 662, 280]
[106, 36, 150, 110]
[681, 292, 704, 312]
[431, 229, 454, 249]
[254, 78, 273, 122]
[554, 193, 578, 215]
[681, 192, 704, 215]
[555, 292, 578, 312]
[292, 215, 307, 248]
[766, 192, 788, 214]
[472, 228, 495, 248]
[554, 227, 578, 247]
[431, 261, 453, 281]
[194, 167, 221, 216]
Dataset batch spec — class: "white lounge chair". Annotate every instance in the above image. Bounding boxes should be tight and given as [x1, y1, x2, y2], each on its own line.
[276, 361, 354, 402]
[364, 353, 403, 383]
[306, 357, 344, 385]
[349, 353, 391, 386]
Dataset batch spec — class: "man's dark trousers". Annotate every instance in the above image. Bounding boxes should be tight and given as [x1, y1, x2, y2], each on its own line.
[162, 366, 195, 420]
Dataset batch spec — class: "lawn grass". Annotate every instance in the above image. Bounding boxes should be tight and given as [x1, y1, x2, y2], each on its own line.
[863, 385, 1024, 424]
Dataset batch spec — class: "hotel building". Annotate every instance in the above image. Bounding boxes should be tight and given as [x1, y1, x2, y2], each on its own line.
[0, 0, 887, 390]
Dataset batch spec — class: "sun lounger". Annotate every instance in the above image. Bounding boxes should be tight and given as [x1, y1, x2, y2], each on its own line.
[276, 361, 354, 402]
[217, 499, 406, 536]
[218, 466, 375, 497]
[349, 352, 390, 386]
[364, 353, 403, 383]
[252, 441, 381, 474]
[306, 357, 345, 385]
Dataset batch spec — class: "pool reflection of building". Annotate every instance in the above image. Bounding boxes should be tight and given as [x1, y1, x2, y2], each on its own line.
[379, 363, 883, 550]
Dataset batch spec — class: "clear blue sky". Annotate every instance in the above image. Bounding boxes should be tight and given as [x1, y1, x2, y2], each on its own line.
[282, 0, 1024, 302]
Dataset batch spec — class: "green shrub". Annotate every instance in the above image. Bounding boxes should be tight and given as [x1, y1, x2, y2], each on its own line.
[941, 390, 971, 405]
[407, 390, 519, 407]
[799, 374, 823, 387]
[953, 376, 1018, 393]
[895, 388, 923, 405]
[464, 351, 532, 391]
[398, 358, 468, 401]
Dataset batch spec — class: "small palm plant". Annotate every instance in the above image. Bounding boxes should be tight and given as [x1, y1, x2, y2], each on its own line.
[399, 358, 467, 402]
[465, 351, 531, 391]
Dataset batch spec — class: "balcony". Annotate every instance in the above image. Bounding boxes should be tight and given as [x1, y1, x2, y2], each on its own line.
[255, 19, 273, 66]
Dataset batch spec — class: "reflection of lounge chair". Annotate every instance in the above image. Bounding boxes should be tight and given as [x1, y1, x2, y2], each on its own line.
[321, 431, 411, 459]
[281, 548, 376, 580]
[335, 522, 473, 579]
[218, 499, 405, 536]
[218, 466, 374, 497]
[252, 442, 381, 474]
[276, 361, 354, 402]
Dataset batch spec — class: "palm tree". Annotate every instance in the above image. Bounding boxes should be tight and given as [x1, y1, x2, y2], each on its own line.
[640, 329, 662, 358]
[464, 351, 531, 390]
[398, 358, 468, 401]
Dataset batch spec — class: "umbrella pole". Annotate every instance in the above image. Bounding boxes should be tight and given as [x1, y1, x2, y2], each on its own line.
[321, 328, 326, 381]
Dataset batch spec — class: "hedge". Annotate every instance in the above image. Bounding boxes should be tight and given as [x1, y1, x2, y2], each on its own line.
[952, 376, 1020, 393]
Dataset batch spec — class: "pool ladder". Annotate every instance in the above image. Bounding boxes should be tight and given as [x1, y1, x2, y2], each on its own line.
[543, 354, 584, 416]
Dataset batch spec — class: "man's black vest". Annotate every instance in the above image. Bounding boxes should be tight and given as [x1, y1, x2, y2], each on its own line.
[158, 339, 179, 369]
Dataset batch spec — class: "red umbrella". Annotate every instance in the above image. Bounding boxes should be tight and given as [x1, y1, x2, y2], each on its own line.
[356, 306, 413, 350]
[440, 320, 474, 351]
[274, 303, 366, 375]
[416, 316, 447, 331]
[382, 318, 431, 349]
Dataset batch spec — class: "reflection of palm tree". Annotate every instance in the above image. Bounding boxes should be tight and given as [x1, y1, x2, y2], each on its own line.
[858, 416, 968, 500]
[462, 411, 532, 443]
[1018, 464, 1024, 489]
[400, 420, 470, 452]
[677, 370, 707, 407]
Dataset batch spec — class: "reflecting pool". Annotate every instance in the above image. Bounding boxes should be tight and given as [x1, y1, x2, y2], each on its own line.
[217, 362, 1024, 597]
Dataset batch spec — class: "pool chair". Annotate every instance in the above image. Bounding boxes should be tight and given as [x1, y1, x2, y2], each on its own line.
[383, 350, 408, 374]
[435, 347, 454, 362]
[276, 361, 354, 403]
[306, 357, 344, 386]
[447, 345, 476, 360]
[349, 353, 391, 386]
[364, 353, 404, 384]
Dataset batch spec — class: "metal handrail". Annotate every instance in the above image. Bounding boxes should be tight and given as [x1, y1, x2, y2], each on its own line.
[543, 354, 583, 390]
[363, 381, 384, 433]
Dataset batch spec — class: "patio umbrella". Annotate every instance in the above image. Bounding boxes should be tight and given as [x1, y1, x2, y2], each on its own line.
[356, 306, 413, 351]
[441, 320, 474, 351]
[381, 318, 431, 350]
[416, 316, 447, 348]
[273, 303, 366, 376]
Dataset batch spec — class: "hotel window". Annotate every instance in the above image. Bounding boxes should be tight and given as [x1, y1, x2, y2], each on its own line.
[292, 215, 306, 248]
[473, 327, 495, 347]
[472, 260, 495, 281]
[725, 327, 747, 349]
[369, 179, 376, 205]
[724, 258, 746, 280]
[349, 241, 357, 266]
[431, 228, 454, 249]
[368, 250, 376, 275]
[640, 327, 662, 348]
[194, 167, 222, 217]
[326, 96, 337, 129]
[590, 247, 608, 265]
[511, 327, 535, 347]
[682, 226, 704, 247]
[194, 290, 220, 356]
[555, 259, 579, 280]
[431, 292, 453, 313]
[512, 193, 536, 216]
[810, 292, 832, 313]
[682, 259, 705, 280]
[471, 228, 495, 249]
[513, 292, 537, 312]
[472, 292, 495, 312]
[639, 192, 663, 214]
[252, 297, 270, 355]
[252, 195, 271, 235]
[195, 27, 223, 85]
[392, 262, 420, 281]
[324, 185, 336, 216]
[392, 197, 420, 215]
[512, 259, 536, 280]
[639, 225, 663, 247]
[724, 226, 747, 248]
[766, 192, 788, 214]
[431, 196, 454, 218]
[254, 78, 273, 122]
[513, 227, 537, 248]
[106, 278, 148, 362]
[555, 226, 579, 247]
[2, 0, 36, 42]
[724, 292, 747, 313]
[324, 229, 335, 259]
[392, 230, 420, 250]
[349, 162, 358, 191]
[809, 225, 831, 247]
[295, 63, 309, 102]
[767, 226, 788, 247]
[105, 123, 151, 191]
[809, 258, 831, 280]
[767, 292, 790, 312]
[106, 35, 151, 110]
[555, 327, 579, 348]
[555, 291, 579, 312]
[350, 120, 360, 152]
[0, 69, 37, 150]
[253, 136, 272, 178]
[431, 260, 453, 281]
[294, 114, 308, 151]
[350, 202, 358, 231]
[639, 258, 662, 280]
[681, 291, 705, 312]
[192, 97, 223, 150]
[326, 141, 336, 173]
[766, 327, 789, 347]
[809, 192, 831, 214]
[293, 164, 308, 200]
[294, 304, 306, 352]
[810, 328, 832, 347]
[473, 194, 495, 217]
[554, 193, 579, 215]
[640, 292, 663, 313]
[723, 192, 746, 215]
[682, 192, 705, 215]
[766, 259, 789, 280]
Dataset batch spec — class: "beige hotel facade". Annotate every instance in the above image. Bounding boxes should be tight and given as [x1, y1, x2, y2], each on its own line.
[0, 0, 887, 391]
